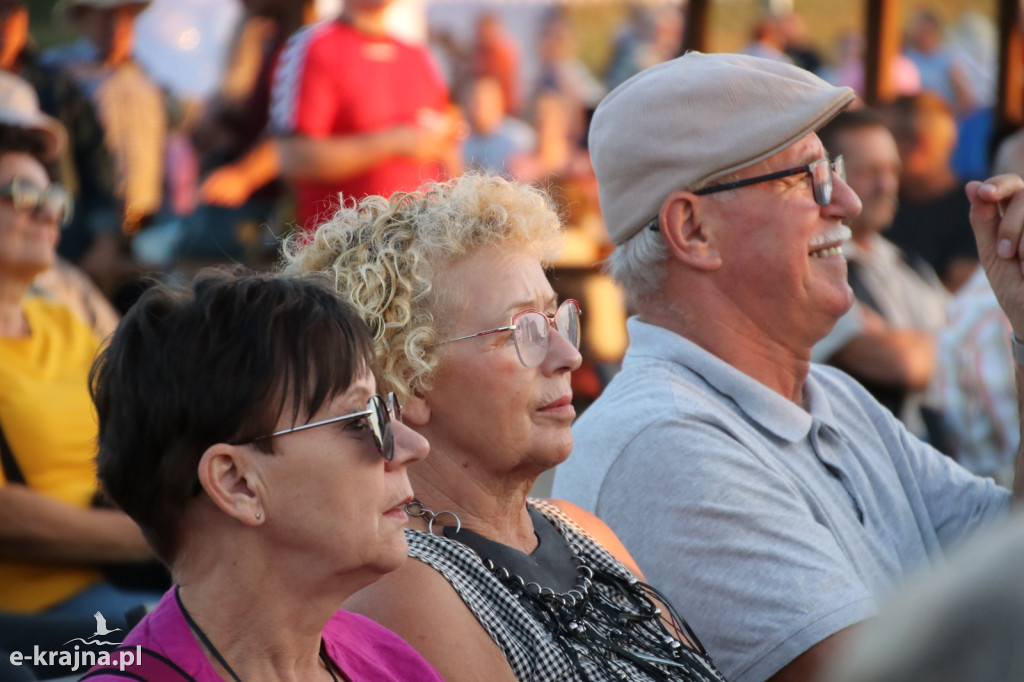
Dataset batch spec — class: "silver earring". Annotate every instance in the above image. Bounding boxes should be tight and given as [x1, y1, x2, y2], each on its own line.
[255, 511, 262, 521]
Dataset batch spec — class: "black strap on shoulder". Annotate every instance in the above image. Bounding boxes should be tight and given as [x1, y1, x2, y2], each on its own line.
[0, 420, 26, 484]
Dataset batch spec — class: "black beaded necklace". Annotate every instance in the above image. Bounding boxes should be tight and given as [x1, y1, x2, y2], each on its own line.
[175, 588, 340, 682]
[442, 507, 722, 682]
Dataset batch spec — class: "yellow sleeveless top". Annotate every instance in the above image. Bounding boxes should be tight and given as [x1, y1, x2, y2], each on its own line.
[0, 297, 104, 613]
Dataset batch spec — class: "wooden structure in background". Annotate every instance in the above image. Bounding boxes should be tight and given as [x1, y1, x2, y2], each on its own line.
[681, 0, 1024, 139]
[863, 0, 902, 104]
[997, 0, 1023, 131]
[681, 0, 709, 53]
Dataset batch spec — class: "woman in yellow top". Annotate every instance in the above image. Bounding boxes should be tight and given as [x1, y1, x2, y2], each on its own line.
[0, 76, 155, 626]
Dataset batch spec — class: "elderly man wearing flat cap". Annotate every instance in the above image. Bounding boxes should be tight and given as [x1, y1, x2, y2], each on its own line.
[553, 52, 1024, 682]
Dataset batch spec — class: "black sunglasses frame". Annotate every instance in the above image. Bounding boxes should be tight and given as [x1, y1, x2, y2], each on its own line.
[186, 394, 400, 498]
[644, 156, 844, 233]
[693, 155, 844, 206]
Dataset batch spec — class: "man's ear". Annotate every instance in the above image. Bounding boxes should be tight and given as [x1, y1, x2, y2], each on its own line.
[657, 191, 723, 271]
[401, 388, 431, 427]
[196, 444, 264, 526]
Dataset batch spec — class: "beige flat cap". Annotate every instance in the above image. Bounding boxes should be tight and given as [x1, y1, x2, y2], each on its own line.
[589, 52, 856, 245]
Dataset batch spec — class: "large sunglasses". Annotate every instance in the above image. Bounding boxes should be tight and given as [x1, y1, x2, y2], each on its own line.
[694, 155, 845, 207]
[0, 176, 73, 227]
[233, 393, 400, 461]
[442, 299, 581, 368]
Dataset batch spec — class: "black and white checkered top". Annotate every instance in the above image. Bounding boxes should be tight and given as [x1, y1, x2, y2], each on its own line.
[405, 499, 726, 681]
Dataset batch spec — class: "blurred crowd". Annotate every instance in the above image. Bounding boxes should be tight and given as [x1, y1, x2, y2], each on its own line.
[17, 1, 1017, 445]
[4, 0, 1021, 465]
[7, 1, 1010, 388]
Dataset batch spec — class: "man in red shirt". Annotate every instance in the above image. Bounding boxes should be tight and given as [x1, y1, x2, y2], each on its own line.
[270, 0, 460, 235]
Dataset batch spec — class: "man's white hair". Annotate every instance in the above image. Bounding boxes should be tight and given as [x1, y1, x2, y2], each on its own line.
[606, 225, 668, 307]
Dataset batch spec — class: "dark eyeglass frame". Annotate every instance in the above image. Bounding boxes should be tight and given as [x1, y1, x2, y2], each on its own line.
[0, 176, 74, 227]
[694, 155, 845, 206]
[186, 394, 402, 499]
[234, 392, 400, 460]
[645, 155, 845, 233]
[441, 298, 582, 369]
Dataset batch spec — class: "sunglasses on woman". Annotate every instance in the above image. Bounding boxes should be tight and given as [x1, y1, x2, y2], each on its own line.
[234, 393, 401, 461]
[0, 176, 73, 227]
[442, 299, 582, 368]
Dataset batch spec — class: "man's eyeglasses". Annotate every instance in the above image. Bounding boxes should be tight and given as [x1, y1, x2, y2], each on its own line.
[233, 393, 401, 462]
[442, 299, 581, 369]
[0, 177, 73, 227]
[694, 155, 845, 207]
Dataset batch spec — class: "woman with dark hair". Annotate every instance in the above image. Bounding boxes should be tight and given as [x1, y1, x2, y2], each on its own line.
[83, 270, 440, 681]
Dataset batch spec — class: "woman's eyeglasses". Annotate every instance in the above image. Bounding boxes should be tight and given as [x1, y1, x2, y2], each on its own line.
[233, 393, 401, 461]
[186, 394, 401, 498]
[0, 177, 73, 227]
[442, 299, 581, 368]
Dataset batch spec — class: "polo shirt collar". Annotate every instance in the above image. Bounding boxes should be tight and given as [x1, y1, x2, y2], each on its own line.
[626, 317, 843, 442]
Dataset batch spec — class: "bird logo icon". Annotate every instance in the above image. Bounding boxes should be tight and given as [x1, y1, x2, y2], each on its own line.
[62, 611, 124, 646]
[92, 612, 122, 638]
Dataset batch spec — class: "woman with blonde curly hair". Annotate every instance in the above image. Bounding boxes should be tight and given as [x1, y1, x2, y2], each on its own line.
[285, 173, 725, 682]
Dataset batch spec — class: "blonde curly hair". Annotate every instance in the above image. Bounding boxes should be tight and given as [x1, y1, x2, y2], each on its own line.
[283, 174, 564, 404]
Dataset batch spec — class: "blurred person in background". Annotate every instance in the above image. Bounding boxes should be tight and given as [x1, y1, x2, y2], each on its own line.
[40, 0, 168, 300]
[0, 71, 158, 681]
[178, 0, 316, 270]
[932, 128, 1024, 488]
[903, 10, 975, 116]
[270, 0, 460, 237]
[813, 109, 949, 446]
[948, 11, 998, 181]
[779, 11, 823, 74]
[461, 74, 533, 179]
[823, 30, 920, 100]
[741, 12, 792, 64]
[472, 12, 520, 117]
[0, 70, 118, 341]
[604, 5, 683, 91]
[534, 8, 605, 150]
[0, 2, 117, 340]
[884, 92, 979, 291]
[429, 10, 520, 120]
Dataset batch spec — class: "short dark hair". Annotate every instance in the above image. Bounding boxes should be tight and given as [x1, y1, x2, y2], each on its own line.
[0, 123, 51, 167]
[817, 108, 890, 157]
[90, 269, 377, 563]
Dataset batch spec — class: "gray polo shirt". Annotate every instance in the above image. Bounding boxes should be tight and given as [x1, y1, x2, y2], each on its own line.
[552, 317, 1010, 682]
